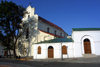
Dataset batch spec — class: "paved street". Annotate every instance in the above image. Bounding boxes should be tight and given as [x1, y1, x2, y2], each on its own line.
[0, 61, 100, 67]
[0, 56, 100, 67]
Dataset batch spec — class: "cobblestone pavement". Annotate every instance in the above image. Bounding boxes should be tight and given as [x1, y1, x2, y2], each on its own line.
[0, 56, 100, 67]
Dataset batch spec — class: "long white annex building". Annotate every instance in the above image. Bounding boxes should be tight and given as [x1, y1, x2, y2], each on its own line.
[34, 28, 100, 59]
[17, 6, 100, 59]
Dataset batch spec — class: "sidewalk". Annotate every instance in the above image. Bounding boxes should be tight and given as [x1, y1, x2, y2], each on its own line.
[33, 56, 100, 63]
[0, 56, 100, 67]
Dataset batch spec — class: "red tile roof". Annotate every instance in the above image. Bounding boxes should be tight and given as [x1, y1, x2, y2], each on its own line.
[39, 16, 65, 32]
[39, 29, 64, 38]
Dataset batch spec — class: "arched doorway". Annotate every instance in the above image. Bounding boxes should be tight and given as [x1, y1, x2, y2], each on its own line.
[84, 38, 91, 54]
[48, 46, 54, 58]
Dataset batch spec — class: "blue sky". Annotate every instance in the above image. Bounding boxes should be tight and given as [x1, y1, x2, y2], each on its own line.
[5, 0, 100, 35]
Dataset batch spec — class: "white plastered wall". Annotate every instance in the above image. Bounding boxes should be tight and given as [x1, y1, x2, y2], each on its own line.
[38, 21, 66, 37]
[33, 42, 74, 59]
[72, 30, 100, 57]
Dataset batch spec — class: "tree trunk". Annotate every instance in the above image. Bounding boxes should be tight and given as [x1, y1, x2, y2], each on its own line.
[8, 49, 11, 58]
[13, 37, 18, 58]
[6, 50, 8, 58]
[13, 44, 16, 58]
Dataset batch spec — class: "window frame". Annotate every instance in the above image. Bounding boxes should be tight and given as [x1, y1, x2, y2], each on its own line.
[47, 27, 50, 33]
[54, 30, 57, 35]
[38, 46, 41, 54]
[62, 45, 67, 54]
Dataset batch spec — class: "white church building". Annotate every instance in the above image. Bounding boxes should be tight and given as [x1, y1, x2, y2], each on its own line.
[18, 6, 100, 59]
[34, 28, 100, 59]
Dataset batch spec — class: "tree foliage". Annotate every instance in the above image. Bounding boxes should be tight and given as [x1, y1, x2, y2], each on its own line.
[0, 0, 25, 57]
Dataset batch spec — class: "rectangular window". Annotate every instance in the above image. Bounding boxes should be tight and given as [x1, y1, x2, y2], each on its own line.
[60, 33, 62, 36]
[47, 27, 50, 33]
[54, 30, 56, 35]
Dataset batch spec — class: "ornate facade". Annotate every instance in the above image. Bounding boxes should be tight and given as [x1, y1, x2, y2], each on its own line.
[17, 6, 67, 56]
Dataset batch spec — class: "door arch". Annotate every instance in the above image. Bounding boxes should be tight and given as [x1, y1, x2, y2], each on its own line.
[84, 38, 91, 54]
[48, 46, 54, 58]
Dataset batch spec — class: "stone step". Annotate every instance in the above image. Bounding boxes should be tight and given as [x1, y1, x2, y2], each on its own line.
[83, 54, 97, 58]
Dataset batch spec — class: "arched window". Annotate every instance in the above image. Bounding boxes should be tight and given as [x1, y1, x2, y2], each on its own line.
[38, 46, 41, 54]
[47, 27, 50, 33]
[26, 28, 29, 39]
[62, 45, 67, 54]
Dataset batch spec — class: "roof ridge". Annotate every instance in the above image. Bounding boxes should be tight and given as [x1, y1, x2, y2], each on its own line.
[72, 28, 100, 31]
[38, 16, 65, 32]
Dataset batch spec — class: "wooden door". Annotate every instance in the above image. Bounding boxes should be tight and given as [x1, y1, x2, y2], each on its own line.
[84, 41, 91, 54]
[48, 46, 53, 58]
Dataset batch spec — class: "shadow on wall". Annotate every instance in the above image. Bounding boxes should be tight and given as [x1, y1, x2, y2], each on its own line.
[18, 16, 40, 57]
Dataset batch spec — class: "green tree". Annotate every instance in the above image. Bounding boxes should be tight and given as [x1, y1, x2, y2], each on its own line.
[0, 32, 12, 58]
[0, 0, 25, 58]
